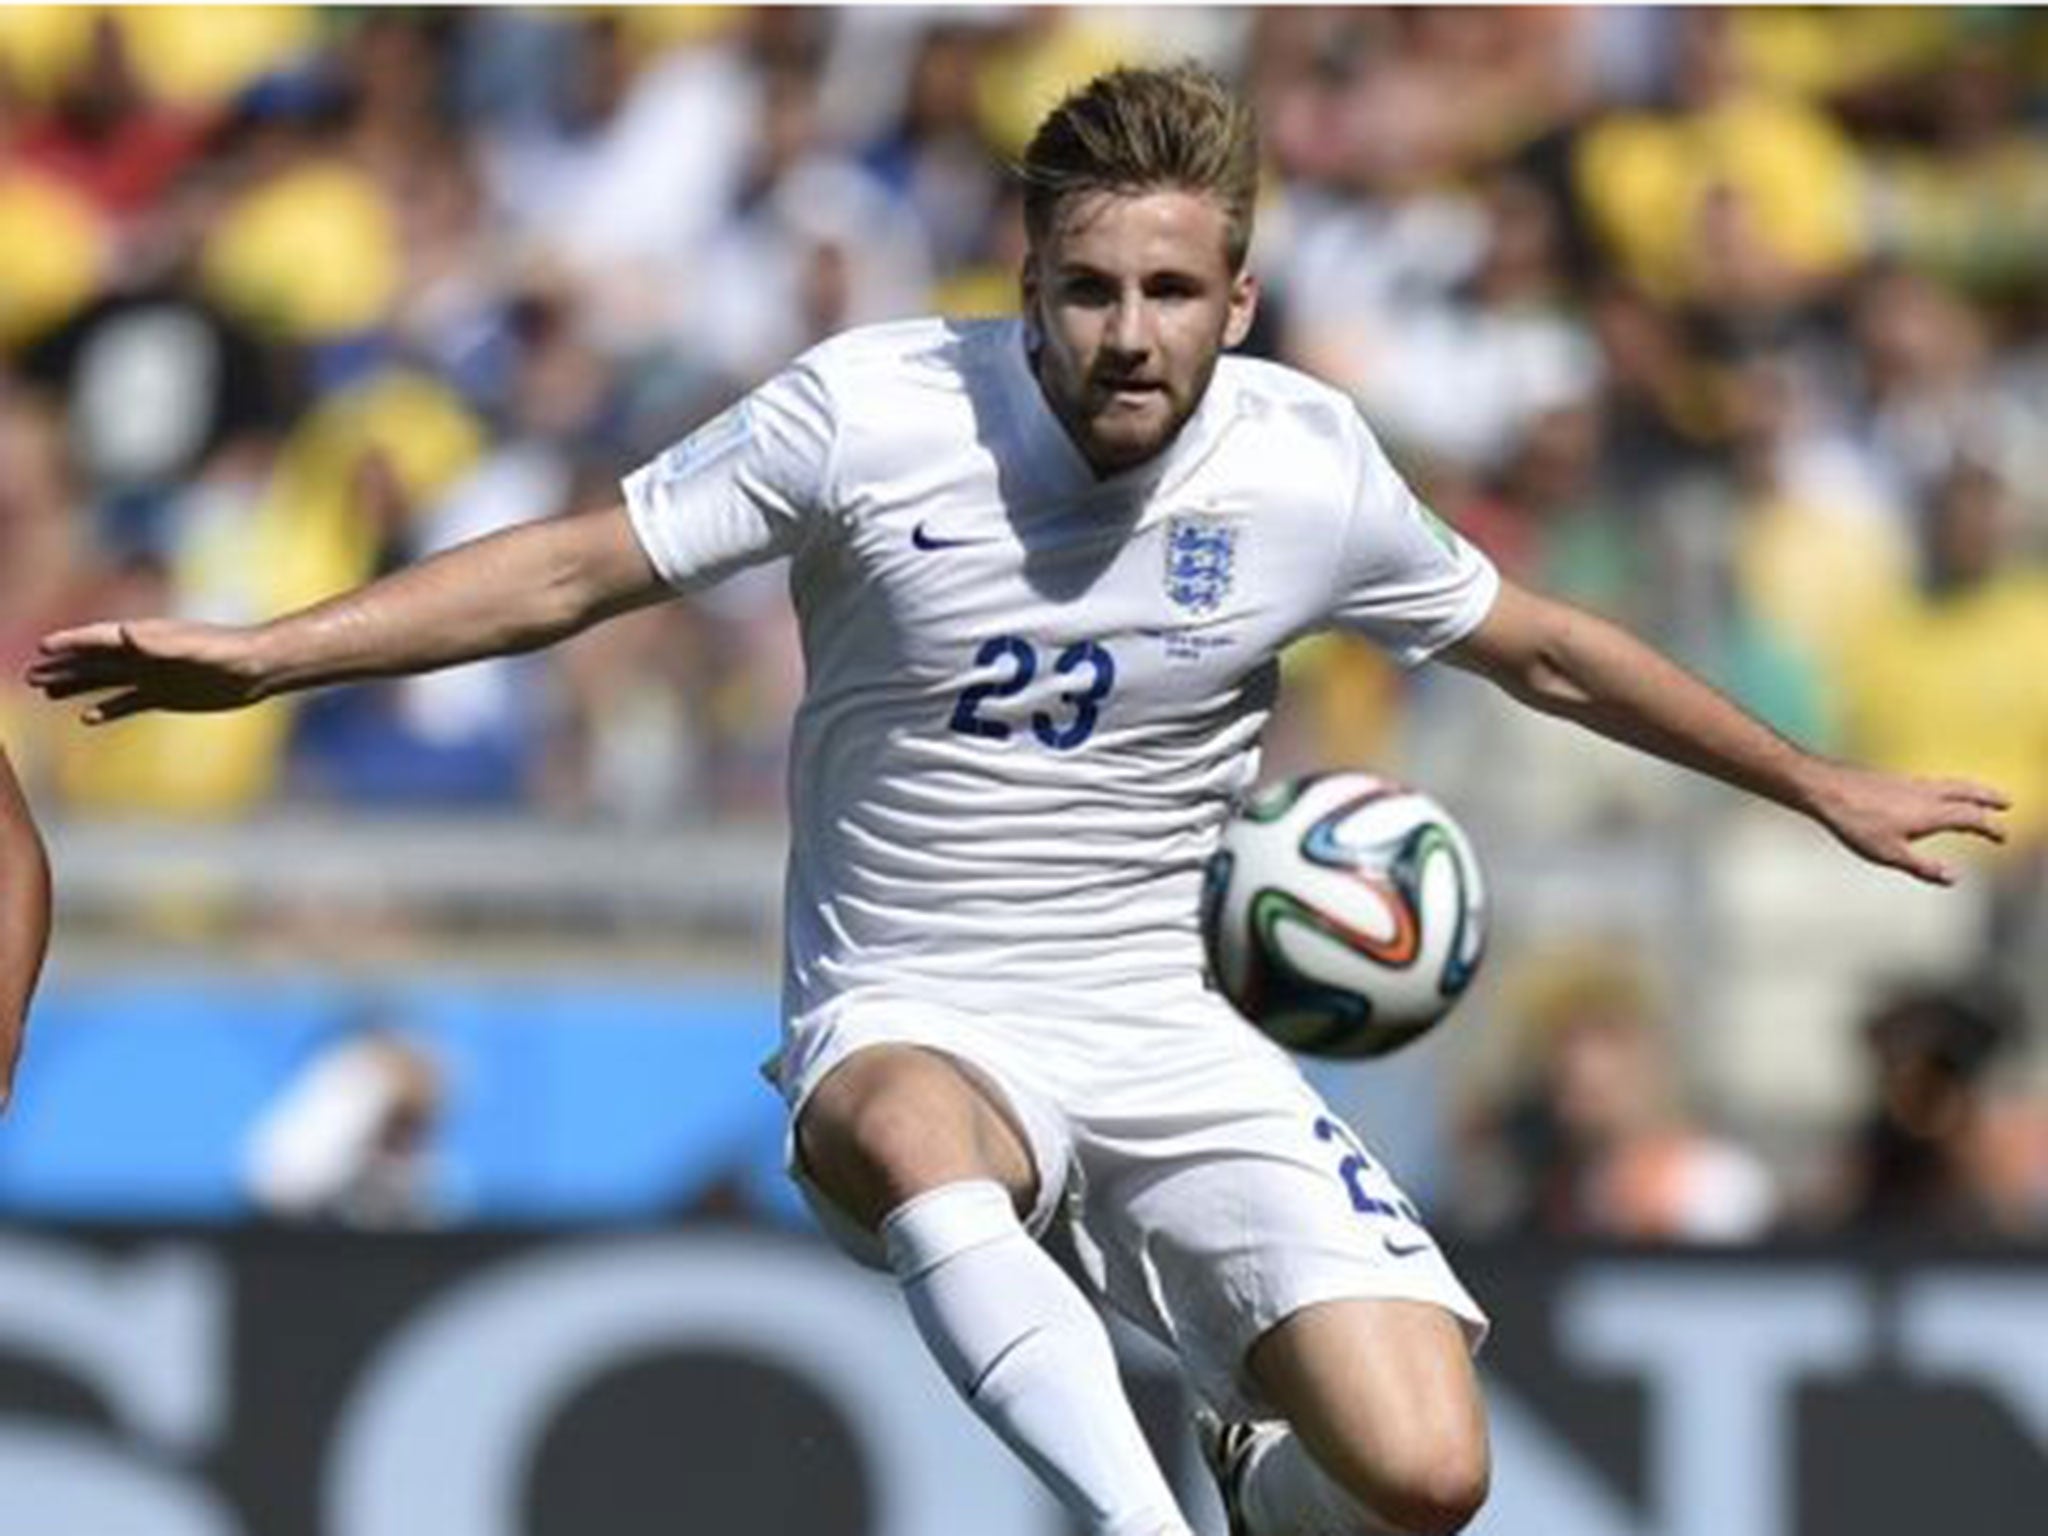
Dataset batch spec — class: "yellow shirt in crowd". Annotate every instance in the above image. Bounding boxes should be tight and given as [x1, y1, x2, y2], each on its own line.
[1838, 573, 2048, 845]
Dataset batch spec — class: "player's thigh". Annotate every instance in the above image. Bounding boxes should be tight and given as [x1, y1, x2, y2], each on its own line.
[1249, 1297, 1489, 1532]
[796, 1043, 1038, 1230]
[1073, 1035, 1486, 1414]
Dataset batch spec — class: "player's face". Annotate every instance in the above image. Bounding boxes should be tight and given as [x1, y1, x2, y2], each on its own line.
[1024, 187, 1257, 476]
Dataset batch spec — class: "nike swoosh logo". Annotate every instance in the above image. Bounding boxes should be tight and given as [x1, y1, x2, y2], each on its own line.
[912, 522, 992, 551]
[1383, 1236, 1432, 1258]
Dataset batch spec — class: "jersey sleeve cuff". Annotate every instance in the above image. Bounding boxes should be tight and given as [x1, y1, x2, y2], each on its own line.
[1396, 558, 1502, 669]
[619, 462, 694, 592]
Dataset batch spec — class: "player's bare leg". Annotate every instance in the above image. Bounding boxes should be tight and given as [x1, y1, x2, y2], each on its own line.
[1212, 1299, 1488, 1536]
[0, 747, 50, 1112]
[799, 1046, 1194, 1536]
[798, 1044, 1037, 1226]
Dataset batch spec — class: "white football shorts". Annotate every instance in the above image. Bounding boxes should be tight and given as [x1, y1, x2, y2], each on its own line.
[769, 988, 1489, 1420]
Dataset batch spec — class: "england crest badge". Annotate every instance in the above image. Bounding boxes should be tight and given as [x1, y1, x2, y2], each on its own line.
[1164, 516, 1237, 614]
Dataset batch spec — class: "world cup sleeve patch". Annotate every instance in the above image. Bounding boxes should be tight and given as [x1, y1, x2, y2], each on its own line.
[657, 399, 752, 481]
[1164, 516, 1238, 614]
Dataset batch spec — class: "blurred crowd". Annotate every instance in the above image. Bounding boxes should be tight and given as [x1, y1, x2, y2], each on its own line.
[1, 7, 2045, 1237]
[0, 6, 2042, 828]
[1453, 947, 2048, 1242]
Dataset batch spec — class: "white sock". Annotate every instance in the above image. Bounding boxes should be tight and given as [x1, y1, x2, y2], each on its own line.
[1239, 1428, 1392, 1536]
[883, 1180, 1192, 1536]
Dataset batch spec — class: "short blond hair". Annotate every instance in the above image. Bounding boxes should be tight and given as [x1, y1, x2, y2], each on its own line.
[1020, 62, 1261, 270]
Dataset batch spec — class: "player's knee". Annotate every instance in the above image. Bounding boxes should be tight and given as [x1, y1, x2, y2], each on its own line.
[844, 1085, 955, 1180]
[1361, 1433, 1490, 1536]
[797, 1053, 983, 1225]
[799, 1086, 929, 1205]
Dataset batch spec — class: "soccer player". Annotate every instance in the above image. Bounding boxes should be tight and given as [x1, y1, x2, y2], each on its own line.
[0, 744, 51, 1113]
[28, 65, 2008, 1536]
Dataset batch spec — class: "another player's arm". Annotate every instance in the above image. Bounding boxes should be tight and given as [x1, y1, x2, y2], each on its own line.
[1440, 577, 2011, 885]
[0, 748, 51, 1111]
[27, 504, 663, 722]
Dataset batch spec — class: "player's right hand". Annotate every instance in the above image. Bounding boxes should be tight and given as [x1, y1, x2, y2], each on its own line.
[25, 619, 267, 723]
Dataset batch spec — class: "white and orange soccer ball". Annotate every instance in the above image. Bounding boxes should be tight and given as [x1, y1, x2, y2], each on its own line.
[1202, 772, 1487, 1058]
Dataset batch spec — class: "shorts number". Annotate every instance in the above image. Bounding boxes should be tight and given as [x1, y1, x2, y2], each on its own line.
[949, 636, 1115, 749]
[1315, 1116, 1422, 1224]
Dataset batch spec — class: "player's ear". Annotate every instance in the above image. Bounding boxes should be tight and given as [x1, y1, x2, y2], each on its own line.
[1019, 255, 1043, 347]
[1223, 269, 1258, 349]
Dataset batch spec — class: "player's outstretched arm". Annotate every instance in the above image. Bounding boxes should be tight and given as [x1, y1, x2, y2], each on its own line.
[0, 748, 51, 1112]
[27, 504, 664, 724]
[1441, 578, 2011, 886]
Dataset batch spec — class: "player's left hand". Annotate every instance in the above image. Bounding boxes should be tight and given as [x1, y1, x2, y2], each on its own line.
[1806, 763, 2011, 885]
[25, 618, 266, 721]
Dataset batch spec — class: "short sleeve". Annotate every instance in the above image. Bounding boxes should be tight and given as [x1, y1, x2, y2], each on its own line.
[621, 359, 836, 591]
[1327, 414, 1499, 666]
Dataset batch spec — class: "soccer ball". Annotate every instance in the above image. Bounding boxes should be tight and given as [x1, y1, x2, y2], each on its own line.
[1202, 772, 1486, 1058]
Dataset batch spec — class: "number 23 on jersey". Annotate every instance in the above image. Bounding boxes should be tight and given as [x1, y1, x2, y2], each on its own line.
[948, 635, 1117, 750]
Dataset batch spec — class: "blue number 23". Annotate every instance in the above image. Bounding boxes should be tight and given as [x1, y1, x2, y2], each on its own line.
[948, 636, 1116, 750]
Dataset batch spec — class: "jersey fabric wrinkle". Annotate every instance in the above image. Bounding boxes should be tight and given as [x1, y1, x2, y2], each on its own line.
[620, 314, 1500, 1052]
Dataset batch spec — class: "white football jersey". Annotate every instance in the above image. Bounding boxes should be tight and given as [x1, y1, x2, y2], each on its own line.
[624, 318, 1498, 1036]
